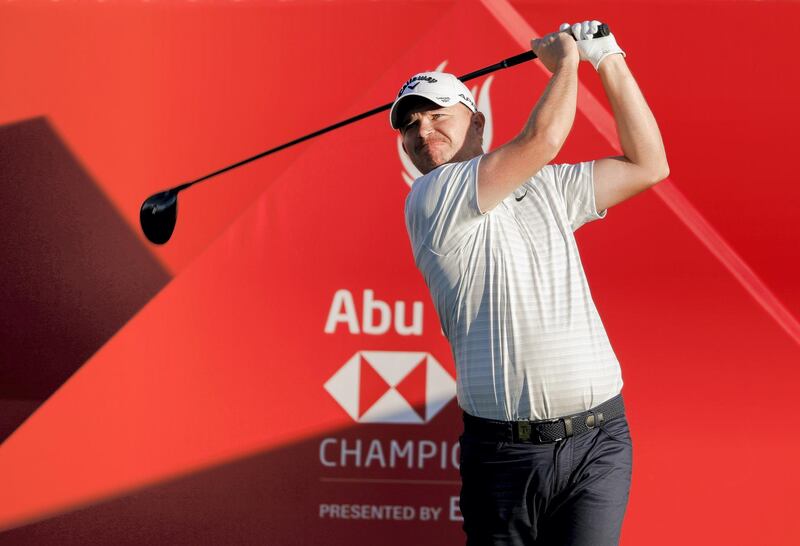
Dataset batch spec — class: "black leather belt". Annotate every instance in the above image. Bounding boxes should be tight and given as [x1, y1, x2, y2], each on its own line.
[462, 394, 626, 444]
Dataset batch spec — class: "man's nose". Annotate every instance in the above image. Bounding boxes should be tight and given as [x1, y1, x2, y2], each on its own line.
[416, 118, 434, 138]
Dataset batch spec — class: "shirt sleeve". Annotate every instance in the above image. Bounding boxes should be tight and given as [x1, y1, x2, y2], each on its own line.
[549, 160, 607, 232]
[404, 155, 485, 257]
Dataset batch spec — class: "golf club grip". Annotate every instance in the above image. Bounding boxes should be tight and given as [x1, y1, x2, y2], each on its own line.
[459, 23, 610, 83]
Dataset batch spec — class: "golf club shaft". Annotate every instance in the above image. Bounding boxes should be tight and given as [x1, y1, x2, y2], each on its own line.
[170, 24, 608, 194]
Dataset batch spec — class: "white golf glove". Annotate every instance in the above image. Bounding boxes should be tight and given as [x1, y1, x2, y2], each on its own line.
[559, 20, 625, 70]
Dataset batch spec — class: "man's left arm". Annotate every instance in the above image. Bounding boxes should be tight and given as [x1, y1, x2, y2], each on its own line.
[594, 55, 669, 211]
[593, 51, 669, 212]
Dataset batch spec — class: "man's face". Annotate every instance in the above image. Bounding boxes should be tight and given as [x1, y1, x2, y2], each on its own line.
[399, 99, 483, 175]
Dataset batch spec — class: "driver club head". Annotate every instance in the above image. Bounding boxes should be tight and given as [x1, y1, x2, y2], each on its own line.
[140, 190, 178, 245]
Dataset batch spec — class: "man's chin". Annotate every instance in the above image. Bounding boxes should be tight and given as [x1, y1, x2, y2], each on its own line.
[416, 155, 452, 175]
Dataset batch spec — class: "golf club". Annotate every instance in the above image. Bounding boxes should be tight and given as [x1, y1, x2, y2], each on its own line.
[140, 24, 610, 245]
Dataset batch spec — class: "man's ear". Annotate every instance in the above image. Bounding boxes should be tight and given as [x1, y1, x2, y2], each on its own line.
[472, 112, 486, 137]
[401, 138, 408, 155]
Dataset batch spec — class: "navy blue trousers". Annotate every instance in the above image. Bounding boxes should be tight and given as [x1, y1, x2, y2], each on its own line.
[459, 405, 633, 545]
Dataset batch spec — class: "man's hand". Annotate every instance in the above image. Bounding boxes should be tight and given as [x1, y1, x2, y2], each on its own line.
[559, 20, 625, 71]
[531, 31, 579, 74]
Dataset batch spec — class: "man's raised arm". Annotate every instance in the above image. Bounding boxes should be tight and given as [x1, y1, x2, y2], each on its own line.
[477, 30, 580, 213]
[593, 55, 670, 211]
[567, 20, 669, 211]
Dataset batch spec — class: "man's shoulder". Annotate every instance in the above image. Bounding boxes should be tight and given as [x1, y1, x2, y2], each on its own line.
[404, 156, 483, 245]
[524, 162, 591, 192]
[410, 156, 482, 193]
[531, 163, 557, 182]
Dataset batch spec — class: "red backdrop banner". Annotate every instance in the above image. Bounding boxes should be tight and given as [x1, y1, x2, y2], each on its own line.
[1, 1, 799, 544]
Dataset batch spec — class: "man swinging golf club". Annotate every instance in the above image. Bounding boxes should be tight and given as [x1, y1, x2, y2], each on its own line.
[392, 20, 669, 546]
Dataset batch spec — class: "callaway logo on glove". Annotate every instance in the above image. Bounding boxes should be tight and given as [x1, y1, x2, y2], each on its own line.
[561, 20, 626, 70]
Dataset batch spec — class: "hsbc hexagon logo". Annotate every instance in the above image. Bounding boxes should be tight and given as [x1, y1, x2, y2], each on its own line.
[324, 351, 456, 424]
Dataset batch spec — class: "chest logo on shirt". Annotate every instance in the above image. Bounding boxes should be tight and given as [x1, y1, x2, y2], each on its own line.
[397, 60, 495, 188]
[324, 351, 456, 424]
[514, 189, 527, 202]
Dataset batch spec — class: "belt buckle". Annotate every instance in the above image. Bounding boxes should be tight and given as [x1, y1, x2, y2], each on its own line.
[516, 421, 532, 442]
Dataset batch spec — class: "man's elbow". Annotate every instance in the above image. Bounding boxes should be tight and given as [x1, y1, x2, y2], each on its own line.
[645, 159, 670, 186]
[511, 132, 561, 165]
[539, 126, 573, 162]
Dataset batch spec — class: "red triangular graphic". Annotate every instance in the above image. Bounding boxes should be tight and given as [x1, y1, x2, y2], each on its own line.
[395, 356, 427, 421]
[359, 355, 392, 418]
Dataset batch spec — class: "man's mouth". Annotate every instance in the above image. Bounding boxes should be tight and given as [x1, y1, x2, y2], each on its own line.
[417, 140, 447, 153]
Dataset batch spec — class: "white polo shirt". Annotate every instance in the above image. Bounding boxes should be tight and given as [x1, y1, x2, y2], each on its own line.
[404, 156, 622, 421]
